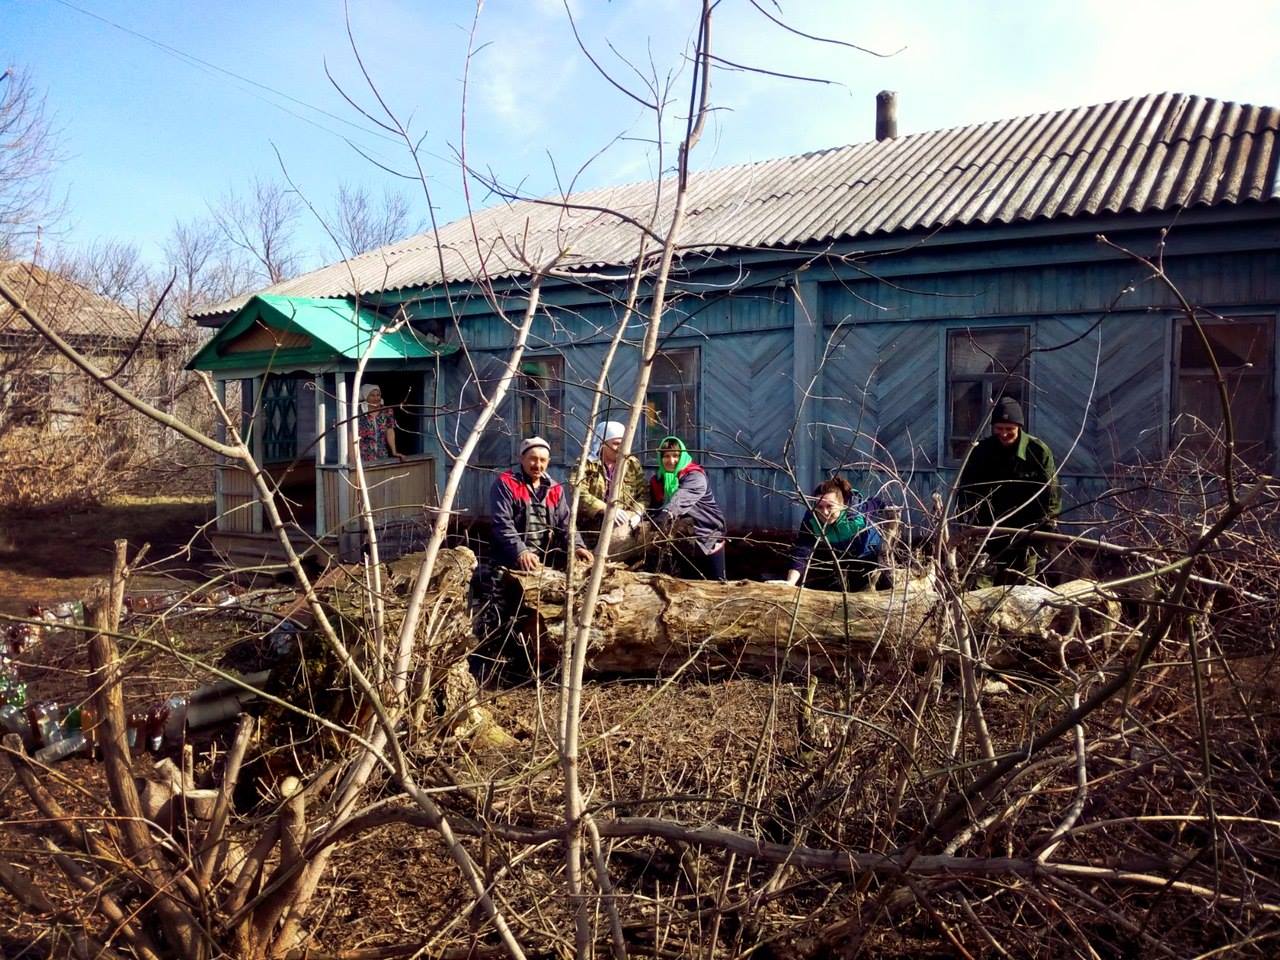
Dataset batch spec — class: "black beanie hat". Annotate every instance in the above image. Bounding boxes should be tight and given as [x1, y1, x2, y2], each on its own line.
[992, 396, 1025, 427]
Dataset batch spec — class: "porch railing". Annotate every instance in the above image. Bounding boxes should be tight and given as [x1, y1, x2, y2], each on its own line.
[215, 463, 259, 533]
[319, 455, 437, 537]
[214, 456, 437, 542]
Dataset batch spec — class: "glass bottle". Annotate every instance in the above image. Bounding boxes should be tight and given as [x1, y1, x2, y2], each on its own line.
[161, 695, 189, 746]
[126, 711, 150, 751]
[145, 704, 168, 753]
[27, 702, 64, 749]
[35, 732, 88, 764]
[0, 703, 34, 747]
[0, 673, 28, 709]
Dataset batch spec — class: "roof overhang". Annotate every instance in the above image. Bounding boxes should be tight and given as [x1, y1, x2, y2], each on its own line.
[185, 294, 455, 372]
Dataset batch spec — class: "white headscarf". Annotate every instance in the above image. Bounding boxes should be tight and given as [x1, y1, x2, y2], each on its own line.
[358, 382, 380, 415]
[589, 420, 626, 460]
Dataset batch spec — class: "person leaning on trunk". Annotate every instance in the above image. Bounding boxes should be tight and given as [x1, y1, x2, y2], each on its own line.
[957, 397, 1061, 586]
[785, 477, 882, 591]
[490, 436, 593, 572]
[575, 421, 650, 558]
[647, 435, 728, 581]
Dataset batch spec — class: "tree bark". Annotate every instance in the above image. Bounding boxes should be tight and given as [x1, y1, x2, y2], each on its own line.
[501, 567, 1116, 675]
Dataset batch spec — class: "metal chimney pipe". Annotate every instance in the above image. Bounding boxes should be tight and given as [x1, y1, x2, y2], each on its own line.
[876, 90, 898, 141]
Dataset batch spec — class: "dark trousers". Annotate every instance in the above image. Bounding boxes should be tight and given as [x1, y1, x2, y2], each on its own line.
[803, 560, 873, 593]
[694, 546, 727, 582]
[668, 545, 725, 581]
[977, 537, 1038, 587]
[658, 537, 727, 581]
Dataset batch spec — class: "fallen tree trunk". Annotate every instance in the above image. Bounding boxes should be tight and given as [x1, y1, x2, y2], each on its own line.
[501, 567, 1118, 675]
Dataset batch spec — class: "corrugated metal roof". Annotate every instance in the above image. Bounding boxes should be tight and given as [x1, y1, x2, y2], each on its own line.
[196, 92, 1280, 319]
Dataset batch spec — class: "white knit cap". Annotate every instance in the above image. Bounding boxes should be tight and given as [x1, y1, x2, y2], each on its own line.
[519, 436, 551, 457]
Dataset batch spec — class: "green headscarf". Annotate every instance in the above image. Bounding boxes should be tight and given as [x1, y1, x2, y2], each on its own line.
[805, 500, 866, 546]
[655, 436, 693, 503]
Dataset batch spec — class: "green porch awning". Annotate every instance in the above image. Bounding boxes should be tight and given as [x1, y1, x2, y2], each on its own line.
[186, 294, 454, 372]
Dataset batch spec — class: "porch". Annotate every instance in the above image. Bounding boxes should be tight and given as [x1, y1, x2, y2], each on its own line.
[187, 294, 452, 568]
[213, 456, 438, 567]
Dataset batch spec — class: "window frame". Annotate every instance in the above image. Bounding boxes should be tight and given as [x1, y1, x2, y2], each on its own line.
[1171, 313, 1276, 464]
[644, 346, 701, 456]
[513, 355, 565, 457]
[261, 373, 301, 464]
[943, 324, 1032, 466]
[7, 367, 55, 427]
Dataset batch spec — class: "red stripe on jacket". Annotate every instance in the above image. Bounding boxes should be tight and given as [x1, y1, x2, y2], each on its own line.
[649, 462, 702, 507]
[500, 470, 564, 509]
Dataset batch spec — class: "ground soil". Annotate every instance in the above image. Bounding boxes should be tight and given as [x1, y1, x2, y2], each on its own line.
[2, 499, 1278, 958]
[0, 495, 214, 616]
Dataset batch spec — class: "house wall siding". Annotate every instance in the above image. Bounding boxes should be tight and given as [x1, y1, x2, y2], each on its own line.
[819, 245, 1280, 325]
[431, 213, 1280, 531]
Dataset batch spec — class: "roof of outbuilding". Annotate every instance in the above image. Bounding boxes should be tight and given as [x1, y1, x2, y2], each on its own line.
[1, 260, 182, 341]
[195, 92, 1280, 320]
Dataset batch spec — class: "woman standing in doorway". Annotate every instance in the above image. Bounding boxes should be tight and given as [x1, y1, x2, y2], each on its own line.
[357, 383, 404, 462]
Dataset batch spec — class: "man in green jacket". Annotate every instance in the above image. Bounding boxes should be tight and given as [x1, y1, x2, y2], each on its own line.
[957, 397, 1061, 585]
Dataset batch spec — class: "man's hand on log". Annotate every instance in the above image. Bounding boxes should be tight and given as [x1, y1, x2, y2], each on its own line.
[613, 509, 642, 529]
[574, 546, 594, 564]
[516, 551, 541, 571]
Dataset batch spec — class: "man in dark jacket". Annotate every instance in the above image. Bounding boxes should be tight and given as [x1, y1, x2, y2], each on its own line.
[490, 436, 592, 571]
[957, 398, 1060, 585]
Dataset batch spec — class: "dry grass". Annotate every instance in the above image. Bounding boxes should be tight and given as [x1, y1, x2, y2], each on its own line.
[5, 653, 1277, 958]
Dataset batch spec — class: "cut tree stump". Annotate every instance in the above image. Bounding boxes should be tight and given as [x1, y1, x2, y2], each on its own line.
[500, 566, 1118, 675]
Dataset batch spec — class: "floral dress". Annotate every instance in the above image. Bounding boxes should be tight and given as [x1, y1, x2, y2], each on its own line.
[358, 407, 395, 461]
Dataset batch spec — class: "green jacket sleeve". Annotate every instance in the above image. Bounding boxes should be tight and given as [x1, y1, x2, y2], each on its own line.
[1032, 440, 1061, 524]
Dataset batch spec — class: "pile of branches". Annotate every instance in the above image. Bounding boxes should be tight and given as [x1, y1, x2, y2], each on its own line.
[2, 454, 1277, 958]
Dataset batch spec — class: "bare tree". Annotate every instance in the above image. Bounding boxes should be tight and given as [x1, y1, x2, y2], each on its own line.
[56, 237, 151, 306]
[0, 65, 63, 258]
[330, 180, 415, 256]
[209, 176, 302, 285]
[162, 214, 256, 321]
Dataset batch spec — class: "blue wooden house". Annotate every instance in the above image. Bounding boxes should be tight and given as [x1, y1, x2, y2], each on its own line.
[192, 92, 1280, 564]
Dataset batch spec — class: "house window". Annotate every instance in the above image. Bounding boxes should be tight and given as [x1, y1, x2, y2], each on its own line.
[946, 327, 1030, 462]
[515, 357, 564, 448]
[645, 348, 699, 452]
[1174, 317, 1274, 464]
[7, 369, 54, 427]
[262, 374, 300, 463]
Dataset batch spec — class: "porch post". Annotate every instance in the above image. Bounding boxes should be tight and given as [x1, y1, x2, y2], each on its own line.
[214, 379, 227, 531]
[334, 374, 351, 536]
[250, 376, 265, 534]
[314, 373, 326, 536]
[422, 368, 441, 502]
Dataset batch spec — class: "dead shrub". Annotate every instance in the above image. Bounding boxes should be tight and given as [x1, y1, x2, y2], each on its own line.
[0, 412, 147, 510]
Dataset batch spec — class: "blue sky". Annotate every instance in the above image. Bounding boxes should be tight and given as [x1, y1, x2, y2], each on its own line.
[6, 0, 1280, 272]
